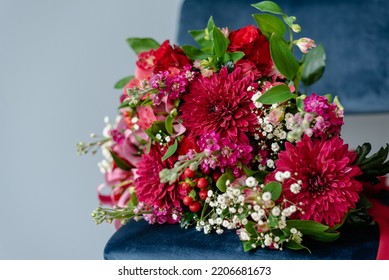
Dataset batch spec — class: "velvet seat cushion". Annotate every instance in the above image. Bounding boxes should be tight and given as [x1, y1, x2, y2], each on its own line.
[104, 221, 379, 260]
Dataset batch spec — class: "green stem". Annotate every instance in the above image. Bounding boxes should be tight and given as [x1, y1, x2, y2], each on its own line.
[288, 27, 294, 50]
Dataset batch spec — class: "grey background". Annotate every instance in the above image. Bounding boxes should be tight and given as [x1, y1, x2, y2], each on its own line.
[0, 0, 388, 259]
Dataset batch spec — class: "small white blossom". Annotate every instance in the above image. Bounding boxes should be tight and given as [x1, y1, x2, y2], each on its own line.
[216, 228, 224, 235]
[275, 171, 284, 182]
[207, 190, 213, 197]
[245, 176, 259, 188]
[262, 192, 272, 202]
[290, 183, 301, 194]
[266, 159, 275, 168]
[291, 228, 298, 234]
[271, 206, 281, 217]
[131, 116, 139, 123]
[283, 171, 291, 179]
[271, 143, 280, 152]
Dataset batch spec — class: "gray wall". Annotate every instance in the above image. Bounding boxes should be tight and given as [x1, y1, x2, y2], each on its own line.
[1, 0, 388, 259]
[0, 0, 183, 259]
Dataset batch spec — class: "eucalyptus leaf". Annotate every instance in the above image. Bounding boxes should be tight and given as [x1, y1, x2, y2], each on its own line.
[251, 1, 283, 15]
[270, 33, 299, 80]
[253, 14, 286, 39]
[126, 38, 160, 54]
[257, 84, 296, 104]
[114, 75, 134, 89]
[302, 44, 326, 86]
[162, 139, 178, 161]
[263, 181, 282, 200]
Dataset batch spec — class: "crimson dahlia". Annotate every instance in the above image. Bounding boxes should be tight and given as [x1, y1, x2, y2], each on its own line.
[135, 144, 186, 209]
[180, 67, 257, 144]
[267, 135, 363, 227]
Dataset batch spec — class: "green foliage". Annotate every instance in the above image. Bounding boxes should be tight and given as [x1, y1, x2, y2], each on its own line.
[263, 181, 282, 200]
[126, 38, 159, 54]
[257, 84, 296, 104]
[242, 165, 269, 183]
[109, 150, 132, 171]
[355, 143, 389, 184]
[114, 75, 134, 89]
[216, 169, 235, 192]
[252, 1, 283, 15]
[161, 139, 178, 161]
[287, 220, 339, 243]
[270, 34, 299, 80]
[253, 14, 286, 39]
[301, 44, 326, 86]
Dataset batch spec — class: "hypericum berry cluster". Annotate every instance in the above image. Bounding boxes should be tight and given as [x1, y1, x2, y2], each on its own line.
[180, 167, 222, 213]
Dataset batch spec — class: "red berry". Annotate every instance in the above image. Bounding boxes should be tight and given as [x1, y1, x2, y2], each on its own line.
[181, 182, 191, 191]
[199, 189, 208, 200]
[183, 196, 193, 206]
[183, 168, 195, 179]
[197, 177, 208, 189]
[189, 201, 201, 212]
[212, 171, 222, 182]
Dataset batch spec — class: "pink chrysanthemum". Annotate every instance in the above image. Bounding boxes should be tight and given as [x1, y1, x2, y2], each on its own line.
[180, 67, 257, 144]
[266, 135, 363, 227]
[135, 144, 185, 210]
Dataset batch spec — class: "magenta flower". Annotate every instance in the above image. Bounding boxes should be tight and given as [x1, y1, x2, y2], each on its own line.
[266, 135, 363, 227]
[181, 67, 258, 144]
[135, 144, 186, 210]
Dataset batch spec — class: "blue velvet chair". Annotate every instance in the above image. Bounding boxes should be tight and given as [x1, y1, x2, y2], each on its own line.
[104, 0, 389, 259]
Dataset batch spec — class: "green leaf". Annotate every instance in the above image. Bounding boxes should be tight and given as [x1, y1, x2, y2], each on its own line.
[309, 231, 340, 243]
[212, 26, 229, 59]
[114, 75, 134, 89]
[302, 44, 326, 86]
[270, 33, 299, 80]
[162, 138, 178, 161]
[296, 95, 305, 112]
[243, 241, 256, 252]
[268, 214, 278, 227]
[109, 151, 132, 171]
[182, 45, 209, 60]
[165, 115, 174, 135]
[216, 169, 235, 192]
[283, 16, 295, 29]
[285, 240, 311, 253]
[263, 181, 282, 200]
[257, 84, 296, 104]
[287, 220, 329, 235]
[126, 38, 160, 55]
[145, 121, 167, 141]
[207, 16, 216, 34]
[225, 51, 245, 63]
[245, 221, 258, 236]
[188, 29, 212, 50]
[253, 14, 286, 39]
[130, 192, 138, 207]
[242, 165, 269, 184]
[251, 1, 283, 15]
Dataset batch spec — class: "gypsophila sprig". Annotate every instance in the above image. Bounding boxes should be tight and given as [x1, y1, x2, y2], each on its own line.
[79, 1, 389, 253]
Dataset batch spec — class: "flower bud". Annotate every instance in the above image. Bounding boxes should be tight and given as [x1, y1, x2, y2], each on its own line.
[294, 37, 316, 54]
[292, 24, 301, 33]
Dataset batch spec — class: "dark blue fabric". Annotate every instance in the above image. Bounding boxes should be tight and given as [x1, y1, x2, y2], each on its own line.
[177, 0, 389, 114]
[104, 221, 379, 260]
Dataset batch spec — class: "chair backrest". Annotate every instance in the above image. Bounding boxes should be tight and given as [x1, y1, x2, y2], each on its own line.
[178, 0, 389, 114]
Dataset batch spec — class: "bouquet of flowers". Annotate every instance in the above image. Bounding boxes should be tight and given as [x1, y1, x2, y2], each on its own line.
[78, 1, 389, 252]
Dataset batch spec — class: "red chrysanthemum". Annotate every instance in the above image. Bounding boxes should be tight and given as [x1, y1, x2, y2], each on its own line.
[180, 67, 257, 144]
[266, 135, 363, 227]
[135, 144, 185, 209]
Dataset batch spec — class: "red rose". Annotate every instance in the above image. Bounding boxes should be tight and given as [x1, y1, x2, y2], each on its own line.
[153, 40, 190, 73]
[228, 25, 272, 76]
[135, 49, 155, 80]
[177, 136, 200, 155]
